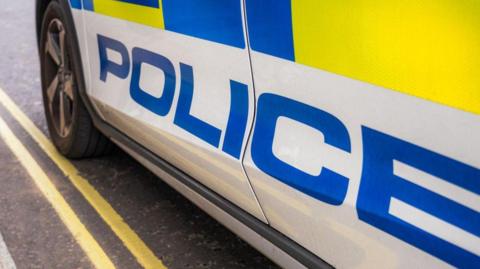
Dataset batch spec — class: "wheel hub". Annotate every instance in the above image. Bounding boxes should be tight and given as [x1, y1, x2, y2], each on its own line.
[44, 18, 75, 138]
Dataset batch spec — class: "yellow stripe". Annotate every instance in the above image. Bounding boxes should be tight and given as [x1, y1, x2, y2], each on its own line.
[0, 89, 167, 269]
[291, 0, 480, 115]
[93, 0, 164, 29]
[0, 116, 115, 269]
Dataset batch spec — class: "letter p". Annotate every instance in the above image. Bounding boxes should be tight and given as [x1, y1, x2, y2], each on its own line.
[97, 34, 130, 82]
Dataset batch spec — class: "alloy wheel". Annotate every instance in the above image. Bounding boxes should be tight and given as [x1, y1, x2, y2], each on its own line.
[44, 18, 75, 138]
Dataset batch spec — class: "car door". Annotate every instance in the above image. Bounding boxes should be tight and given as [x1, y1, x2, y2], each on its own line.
[243, 1, 480, 268]
[77, 0, 267, 222]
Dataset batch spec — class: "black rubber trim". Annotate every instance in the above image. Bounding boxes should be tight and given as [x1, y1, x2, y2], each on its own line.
[102, 122, 333, 269]
[44, 1, 334, 268]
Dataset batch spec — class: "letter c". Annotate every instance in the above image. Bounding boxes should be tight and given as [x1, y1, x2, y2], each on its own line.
[251, 93, 351, 205]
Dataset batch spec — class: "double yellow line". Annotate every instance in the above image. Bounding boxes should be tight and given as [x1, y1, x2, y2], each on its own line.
[0, 88, 167, 269]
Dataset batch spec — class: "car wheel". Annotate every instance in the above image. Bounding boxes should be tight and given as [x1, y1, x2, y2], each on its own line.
[39, 0, 112, 158]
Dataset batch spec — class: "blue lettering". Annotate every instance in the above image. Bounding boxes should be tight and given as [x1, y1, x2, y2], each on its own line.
[251, 93, 351, 205]
[97, 34, 130, 82]
[222, 80, 249, 159]
[357, 126, 480, 268]
[173, 63, 221, 147]
[130, 47, 176, 116]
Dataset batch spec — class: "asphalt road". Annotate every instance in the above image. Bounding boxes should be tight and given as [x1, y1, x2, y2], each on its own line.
[0, 1, 279, 268]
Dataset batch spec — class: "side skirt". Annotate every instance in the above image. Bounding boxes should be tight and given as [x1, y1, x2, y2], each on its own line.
[94, 114, 332, 269]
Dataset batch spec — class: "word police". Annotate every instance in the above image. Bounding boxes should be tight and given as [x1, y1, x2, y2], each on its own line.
[98, 34, 479, 268]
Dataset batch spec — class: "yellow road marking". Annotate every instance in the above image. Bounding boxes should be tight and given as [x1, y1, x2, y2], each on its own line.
[0, 116, 115, 269]
[0, 88, 167, 269]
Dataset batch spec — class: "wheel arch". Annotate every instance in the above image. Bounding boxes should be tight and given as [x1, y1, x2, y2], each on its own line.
[35, 0, 51, 47]
[36, 0, 74, 48]
[36, 0, 90, 111]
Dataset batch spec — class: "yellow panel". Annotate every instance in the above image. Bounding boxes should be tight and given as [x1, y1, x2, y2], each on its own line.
[291, 0, 480, 115]
[93, 0, 164, 29]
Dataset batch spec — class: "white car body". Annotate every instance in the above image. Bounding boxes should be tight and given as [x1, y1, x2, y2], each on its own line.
[66, 0, 480, 268]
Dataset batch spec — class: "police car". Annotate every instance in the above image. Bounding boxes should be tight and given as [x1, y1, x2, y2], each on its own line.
[35, 0, 479, 268]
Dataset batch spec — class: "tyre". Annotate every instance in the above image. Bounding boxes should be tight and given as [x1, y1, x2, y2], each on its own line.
[39, 0, 112, 158]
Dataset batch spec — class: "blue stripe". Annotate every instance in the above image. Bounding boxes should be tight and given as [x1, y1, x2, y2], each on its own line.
[245, 0, 295, 61]
[162, 0, 245, 48]
[82, 0, 94, 11]
[117, 0, 159, 8]
[69, 0, 82, 9]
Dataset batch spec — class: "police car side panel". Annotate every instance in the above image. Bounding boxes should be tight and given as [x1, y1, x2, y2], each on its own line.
[243, 1, 480, 268]
[66, 1, 480, 268]
[66, 4, 311, 267]
[74, 2, 268, 222]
